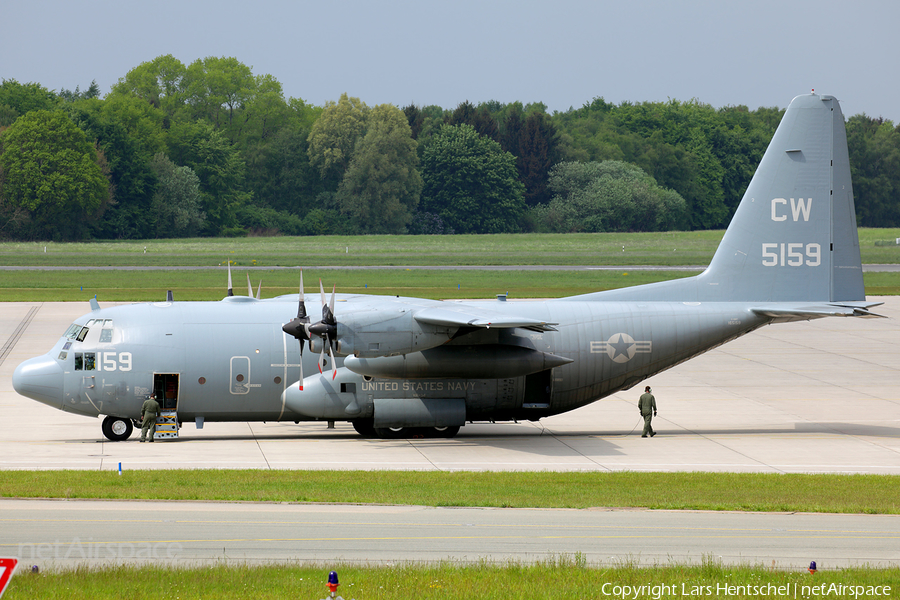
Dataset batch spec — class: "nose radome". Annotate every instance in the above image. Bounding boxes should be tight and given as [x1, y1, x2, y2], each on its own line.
[13, 354, 64, 409]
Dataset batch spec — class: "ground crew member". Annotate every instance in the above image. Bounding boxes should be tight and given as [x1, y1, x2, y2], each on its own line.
[638, 386, 657, 437]
[140, 394, 160, 442]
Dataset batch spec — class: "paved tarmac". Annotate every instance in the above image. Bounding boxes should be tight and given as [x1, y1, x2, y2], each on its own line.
[1, 297, 899, 571]
[1, 298, 898, 473]
[2, 498, 898, 569]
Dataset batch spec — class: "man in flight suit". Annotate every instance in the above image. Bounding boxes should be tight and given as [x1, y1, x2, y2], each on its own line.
[140, 394, 160, 442]
[638, 386, 657, 438]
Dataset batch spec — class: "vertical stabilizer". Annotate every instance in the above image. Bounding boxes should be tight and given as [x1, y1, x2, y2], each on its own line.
[702, 92, 863, 302]
[588, 92, 864, 304]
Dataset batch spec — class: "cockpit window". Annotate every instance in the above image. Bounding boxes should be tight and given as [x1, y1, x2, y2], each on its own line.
[70, 318, 109, 343]
[74, 352, 96, 371]
[64, 324, 82, 339]
[99, 320, 114, 343]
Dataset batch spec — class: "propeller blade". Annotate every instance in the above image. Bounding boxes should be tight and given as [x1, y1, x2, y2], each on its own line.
[297, 271, 307, 319]
[282, 272, 312, 340]
[226, 262, 234, 297]
[281, 271, 314, 390]
[329, 285, 336, 320]
[329, 342, 337, 380]
[307, 278, 339, 374]
[256, 280, 262, 300]
[246, 273, 253, 297]
[298, 340, 304, 390]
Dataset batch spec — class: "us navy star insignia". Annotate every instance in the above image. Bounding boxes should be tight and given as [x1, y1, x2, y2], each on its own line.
[590, 333, 652, 363]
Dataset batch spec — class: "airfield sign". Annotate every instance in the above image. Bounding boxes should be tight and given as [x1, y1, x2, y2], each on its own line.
[0, 558, 18, 598]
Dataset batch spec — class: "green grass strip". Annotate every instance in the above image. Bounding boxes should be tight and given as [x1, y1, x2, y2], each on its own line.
[0, 268, 895, 301]
[3, 471, 898, 514]
[0, 228, 897, 267]
[0, 268, 697, 301]
[5, 561, 898, 599]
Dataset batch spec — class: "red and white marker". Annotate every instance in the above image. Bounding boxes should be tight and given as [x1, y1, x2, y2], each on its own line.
[0, 558, 18, 598]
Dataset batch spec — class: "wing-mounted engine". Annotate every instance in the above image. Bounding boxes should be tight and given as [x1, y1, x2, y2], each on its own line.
[337, 302, 567, 379]
[344, 345, 573, 379]
[329, 308, 456, 358]
[282, 368, 366, 419]
[292, 288, 563, 375]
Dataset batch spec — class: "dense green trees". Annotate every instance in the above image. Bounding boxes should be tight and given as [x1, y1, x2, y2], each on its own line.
[148, 153, 205, 237]
[0, 110, 110, 239]
[336, 104, 422, 234]
[552, 98, 774, 229]
[529, 161, 687, 233]
[307, 93, 370, 183]
[847, 115, 900, 227]
[420, 124, 525, 234]
[1, 62, 898, 241]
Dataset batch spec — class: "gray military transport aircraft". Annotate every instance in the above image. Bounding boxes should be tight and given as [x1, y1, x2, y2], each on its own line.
[13, 92, 883, 441]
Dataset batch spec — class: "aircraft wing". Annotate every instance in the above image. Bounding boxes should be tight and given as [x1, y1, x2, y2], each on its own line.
[751, 302, 885, 320]
[414, 305, 558, 332]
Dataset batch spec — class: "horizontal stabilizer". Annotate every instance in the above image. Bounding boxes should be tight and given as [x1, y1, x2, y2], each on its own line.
[414, 305, 558, 332]
[751, 302, 885, 320]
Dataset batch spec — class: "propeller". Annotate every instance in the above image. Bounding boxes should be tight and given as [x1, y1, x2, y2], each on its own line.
[308, 280, 338, 380]
[281, 272, 312, 390]
[226, 262, 234, 297]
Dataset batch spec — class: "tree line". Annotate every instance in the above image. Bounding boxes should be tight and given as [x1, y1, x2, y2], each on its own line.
[1, 55, 898, 241]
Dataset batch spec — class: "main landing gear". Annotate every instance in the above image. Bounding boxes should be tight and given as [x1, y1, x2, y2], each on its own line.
[352, 419, 460, 439]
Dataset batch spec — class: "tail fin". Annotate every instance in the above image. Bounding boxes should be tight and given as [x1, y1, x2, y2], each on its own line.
[591, 92, 865, 304]
[703, 92, 863, 302]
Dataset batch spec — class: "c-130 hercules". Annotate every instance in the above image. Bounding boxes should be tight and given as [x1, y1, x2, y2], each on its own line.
[13, 93, 882, 441]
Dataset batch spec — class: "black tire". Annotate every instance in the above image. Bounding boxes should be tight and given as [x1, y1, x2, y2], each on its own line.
[351, 419, 377, 438]
[430, 426, 460, 439]
[101, 415, 133, 442]
[374, 426, 408, 439]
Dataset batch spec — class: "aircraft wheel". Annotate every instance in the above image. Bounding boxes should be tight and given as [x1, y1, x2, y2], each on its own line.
[351, 419, 376, 438]
[374, 426, 407, 439]
[101, 415, 133, 442]
[430, 426, 460, 439]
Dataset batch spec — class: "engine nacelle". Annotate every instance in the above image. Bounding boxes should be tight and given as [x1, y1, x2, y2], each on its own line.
[344, 345, 573, 379]
[335, 310, 454, 358]
[282, 368, 370, 419]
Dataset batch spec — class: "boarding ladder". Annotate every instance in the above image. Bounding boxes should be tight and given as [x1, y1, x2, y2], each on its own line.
[154, 410, 179, 439]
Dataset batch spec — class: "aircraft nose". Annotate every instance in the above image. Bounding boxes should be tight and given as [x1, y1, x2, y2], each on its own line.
[13, 354, 64, 409]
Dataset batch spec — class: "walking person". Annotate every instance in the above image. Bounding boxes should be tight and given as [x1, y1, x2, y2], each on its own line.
[140, 394, 160, 442]
[638, 386, 657, 437]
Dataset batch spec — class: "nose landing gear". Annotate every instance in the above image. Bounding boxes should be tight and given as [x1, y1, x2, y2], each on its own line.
[101, 415, 134, 441]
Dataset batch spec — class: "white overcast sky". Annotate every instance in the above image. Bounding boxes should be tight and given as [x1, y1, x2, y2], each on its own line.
[3, 0, 898, 121]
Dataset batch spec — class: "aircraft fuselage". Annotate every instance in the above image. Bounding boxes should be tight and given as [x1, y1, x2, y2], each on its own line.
[21, 294, 768, 428]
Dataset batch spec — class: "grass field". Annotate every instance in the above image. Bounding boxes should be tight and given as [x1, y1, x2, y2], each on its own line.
[0, 228, 898, 267]
[0, 229, 898, 300]
[6, 561, 899, 599]
[0, 267, 702, 301]
[4, 470, 898, 514]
